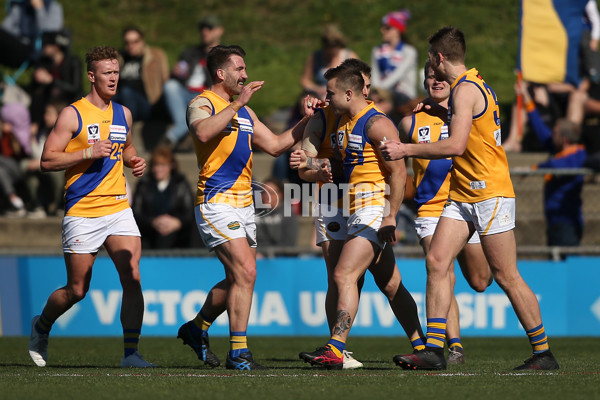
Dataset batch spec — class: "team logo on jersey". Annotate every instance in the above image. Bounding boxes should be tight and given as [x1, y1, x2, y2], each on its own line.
[227, 221, 241, 230]
[329, 133, 337, 150]
[494, 128, 502, 146]
[337, 130, 345, 149]
[327, 221, 341, 232]
[418, 126, 431, 143]
[87, 124, 100, 144]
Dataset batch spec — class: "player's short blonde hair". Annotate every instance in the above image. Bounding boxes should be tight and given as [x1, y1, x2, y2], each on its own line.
[85, 46, 119, 72]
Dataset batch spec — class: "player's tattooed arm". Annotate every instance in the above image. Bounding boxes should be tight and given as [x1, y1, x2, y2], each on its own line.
[306, 156, 331, 171]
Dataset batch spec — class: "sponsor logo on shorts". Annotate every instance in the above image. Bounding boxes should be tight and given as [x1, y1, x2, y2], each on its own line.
[444, 200, 452, 208]
[69, 238, 85, 247]
[227, 221, 241, 230]
[327, 221, 340, 232]
[498, 213, 512, 226]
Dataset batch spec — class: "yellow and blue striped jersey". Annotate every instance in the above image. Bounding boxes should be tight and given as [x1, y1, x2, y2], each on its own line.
[408, 110, 452, 218]
[192, 90, 254, 208]
[64, 98, 129, 217]
[303, 106, 345, 207]
[448, 69, 515, 202]
[337, 102, 389, 214]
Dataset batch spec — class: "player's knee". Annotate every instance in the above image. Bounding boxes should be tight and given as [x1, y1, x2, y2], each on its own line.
[67, 286, 88, 303]
[234, 260, 257, 286]
[468, 278, 490, 293]
[491, 269, 519, 291]
[425, 253, 448, 278]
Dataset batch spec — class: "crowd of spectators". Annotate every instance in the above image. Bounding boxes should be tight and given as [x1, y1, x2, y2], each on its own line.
[1, 2, 599, 251]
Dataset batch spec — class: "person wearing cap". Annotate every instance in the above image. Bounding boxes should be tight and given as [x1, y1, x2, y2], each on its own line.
[162, 15, 224, 149]
[114, 26, 169, 123]
[370, 9, 418, 108]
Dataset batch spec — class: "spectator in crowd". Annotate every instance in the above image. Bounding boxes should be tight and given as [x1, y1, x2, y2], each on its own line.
[132, 145, 195, 249]
[0, 102, 31, 216]
[254, 176, 298, 258]
[300, 23, 359, 100]
[516, 80, 588, 247]
[28, 29, 82, 133]
[581, 0, 600, 84]
[505, 81, 570, 152]
[580, 78, 600, 155]
[114, 26, 169, 123]
[23, 100, 66, 217]
[270, 90, 319, 186]
[370, 10, 418, 108]
[370, 86, 403, 125]
[0, 0, 64, 68]
[162, 15, 224, 149]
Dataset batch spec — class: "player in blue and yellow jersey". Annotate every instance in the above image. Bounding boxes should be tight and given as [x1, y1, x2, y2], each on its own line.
[176, 45, 319, 370]
[383, 27, 559, 371]
[29, 46, 153, 368]
[292, 59, 424, 370]
[298, 61, 409, 370]
[398, 59, 492, 365]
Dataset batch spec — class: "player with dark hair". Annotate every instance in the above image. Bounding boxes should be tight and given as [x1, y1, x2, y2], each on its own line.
[382, 26, 559, 371]
[298, 61, 412, 370]
[397, 59, 493, 365]
[177, 45, 320, 370]
[291, 58, 424, 369]
[29, 46, 152, 368]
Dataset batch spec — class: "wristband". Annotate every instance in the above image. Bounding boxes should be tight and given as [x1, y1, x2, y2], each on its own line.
[83, 147, 93, 160]
[230, 101, 242, 112]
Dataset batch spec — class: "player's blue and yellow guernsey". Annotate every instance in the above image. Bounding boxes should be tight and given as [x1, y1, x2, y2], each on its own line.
[312, 105, 344, 207]
[337, 101, 388, 214]
[63, 98, 129, 217]
[408, 110, 452, 218]
[193, 90, 254, 208]
[448, 69, 515, 202]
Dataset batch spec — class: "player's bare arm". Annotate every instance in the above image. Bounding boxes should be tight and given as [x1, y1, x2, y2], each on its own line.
[121, 107, 146, 177]
[368, 115, 407, 243]
[189, 81, 264, 143]
[40, 106, 112, 172]
[381, 85, 478, 161]
[251, 95, 321, 157]
[398, 114, 413, 144]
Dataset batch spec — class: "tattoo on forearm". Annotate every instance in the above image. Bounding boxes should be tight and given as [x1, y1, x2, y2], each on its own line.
[306, 157, 328, 171]
[307, 156, 315, 170]
[332, 310, 352, 336]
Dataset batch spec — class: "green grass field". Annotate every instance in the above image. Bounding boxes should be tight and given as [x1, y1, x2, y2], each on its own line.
[0, 336, 598, 400]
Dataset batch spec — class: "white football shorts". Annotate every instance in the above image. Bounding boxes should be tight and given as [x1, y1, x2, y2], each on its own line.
[195, 203, 257, 250]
